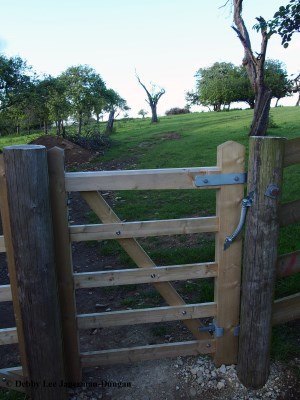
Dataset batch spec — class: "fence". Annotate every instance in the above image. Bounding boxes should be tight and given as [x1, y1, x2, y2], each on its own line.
[0, 137, 299, 398]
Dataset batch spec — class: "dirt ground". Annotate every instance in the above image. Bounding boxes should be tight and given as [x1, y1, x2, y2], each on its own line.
[0, 136, 299, 399]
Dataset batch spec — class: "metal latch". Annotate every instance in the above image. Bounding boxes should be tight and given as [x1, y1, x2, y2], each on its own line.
[195, 172, 247, 187]
[224, 191, 254, 250]
[199, 322, 224, 337]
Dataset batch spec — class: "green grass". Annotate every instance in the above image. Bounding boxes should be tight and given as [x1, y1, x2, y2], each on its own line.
[0, 107, 299, 378]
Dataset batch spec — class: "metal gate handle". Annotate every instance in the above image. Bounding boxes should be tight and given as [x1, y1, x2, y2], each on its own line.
[224, 192, 254, 250]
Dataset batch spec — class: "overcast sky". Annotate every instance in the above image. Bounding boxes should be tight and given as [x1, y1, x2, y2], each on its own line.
[1, 0, 299, 116]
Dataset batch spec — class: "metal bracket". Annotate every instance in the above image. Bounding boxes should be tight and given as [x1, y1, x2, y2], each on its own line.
[224, 191, 254, 250]
[195, 172, 247, 187]
[199, 322, 224, 338]
[233, 325, 240, 337]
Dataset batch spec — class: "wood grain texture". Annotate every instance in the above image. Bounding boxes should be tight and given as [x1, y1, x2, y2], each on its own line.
[0, 155, 29, 379]
[272, 293, 300, 325]
[237, 137, 286, 389]
[77, 303, 217, 329]
[284, 137, 300, 167]
[3, 145, 66, 399]
[80, 191, 211, 341]
[0, 284, 12, 302]
[279, 199, 300, 227]
[70, 216, 219, 241]
[0, 236, 5, 252]
[65, 167, 221, 191]
[0, 327, 18, 345]
[47, 147, 82, 382]
[277, 250, 300, 278]
[81, 340, 216, 367]
[214, 141, 245, 366]
[74, 262, 218, 288]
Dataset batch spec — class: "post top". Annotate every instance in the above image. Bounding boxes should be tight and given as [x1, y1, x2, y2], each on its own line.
[3, 144, 46, 151]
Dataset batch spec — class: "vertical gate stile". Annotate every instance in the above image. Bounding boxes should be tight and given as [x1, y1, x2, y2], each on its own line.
[214, 141, 245, 365]
[48, 147, 82, 382]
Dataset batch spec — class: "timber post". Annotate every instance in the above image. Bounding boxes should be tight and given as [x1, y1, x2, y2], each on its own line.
[237, 136, 286, 389]
[2, 145, 67, 399]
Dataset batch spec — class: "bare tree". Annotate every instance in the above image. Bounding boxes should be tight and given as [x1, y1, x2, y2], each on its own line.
[136, 74, 165, 123]
[292, 73, 300, 106]
[232, 0, 272, 136]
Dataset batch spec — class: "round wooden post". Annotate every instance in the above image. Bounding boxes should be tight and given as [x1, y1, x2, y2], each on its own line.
[3, 145, 66, 399]
[237, 137, 286, 389]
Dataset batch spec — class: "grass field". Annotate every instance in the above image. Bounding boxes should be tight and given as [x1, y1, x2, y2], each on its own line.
[0, 107, 299, 398]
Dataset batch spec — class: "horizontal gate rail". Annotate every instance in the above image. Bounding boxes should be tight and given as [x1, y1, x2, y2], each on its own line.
[279, 199, 300, 227]
[70, 216, 219, 241]
[272, 293, 300, 325]
[77, 302, 217, 329]
[65, 167, 221, 191]
[284, 137, 300, 167]
[0, 235, 5, 252]
[74, 262, 218, 288]
[81, 339, 216, 367]
[276, 250, 300, 278]
[0, 366, 25, 393]
[0, 327, 18, 345]
[0, 284, 12, 302]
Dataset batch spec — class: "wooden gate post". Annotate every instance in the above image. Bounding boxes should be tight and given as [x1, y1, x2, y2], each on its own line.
[237, 137, 286, 389]
[2, 145, 66, 399]
[214, 141, 245, 365]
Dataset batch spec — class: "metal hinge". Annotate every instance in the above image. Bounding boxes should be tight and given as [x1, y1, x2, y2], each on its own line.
[199, 322, 240, 337]
[195, 172, 247, 187]
[199, 322, 224, 337]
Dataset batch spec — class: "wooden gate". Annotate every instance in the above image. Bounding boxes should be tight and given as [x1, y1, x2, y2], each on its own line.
[0, 140, 245, 388]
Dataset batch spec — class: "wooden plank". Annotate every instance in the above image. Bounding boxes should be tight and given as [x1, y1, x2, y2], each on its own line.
[3, 145, 67, 399]
[277, 250, 300, 278]
[0, 284, 12, 302]
[80, 191, 211, 341]
[77, 302, 217, 329]
[284, 137, 300, 167]
[238, 137, 286, 389]
[0, 367, 25, 393]
[0, 235, 5, 252]
[0, 155, 29, 378]
[48, 147, 82, 382]
[272, 293, 300, 326]
[81, 339, 216, 367]
[74, 262, 218, 288]
[279, 199, 300, 227]
[70, 216, 219, 242]
[214, 141, 245, 366]
[65, 167, 221, 191]
[0, 327, 18, 345]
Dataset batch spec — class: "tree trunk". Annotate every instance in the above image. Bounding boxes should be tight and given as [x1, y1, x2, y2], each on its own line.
[16, 125, 20, 135]
[275, 98, 280, 107]
[78, 114, 82, 136]
[44, 120, 48, 135]
[296, 93, 300, 106]
[96, 114, 100, 124]
[151, 104, 158, 123]
[249, 87, 272, 136]
[106, 109, 115, 134]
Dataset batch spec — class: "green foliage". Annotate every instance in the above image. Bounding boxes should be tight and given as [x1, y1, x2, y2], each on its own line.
[188, 60, 292, 111]
[270, 0, 300, 47]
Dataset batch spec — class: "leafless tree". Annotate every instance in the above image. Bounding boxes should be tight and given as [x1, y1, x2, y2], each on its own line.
[136, 74, 165, 123]
[232, 0, 272, 136]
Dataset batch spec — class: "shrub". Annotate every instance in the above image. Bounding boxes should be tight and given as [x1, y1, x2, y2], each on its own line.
[165, 107, 190, 116]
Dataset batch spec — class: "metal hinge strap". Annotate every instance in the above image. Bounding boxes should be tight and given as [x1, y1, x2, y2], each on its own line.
[195, 172, 247, 187]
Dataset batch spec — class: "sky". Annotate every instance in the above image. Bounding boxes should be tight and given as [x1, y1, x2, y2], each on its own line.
[1, 0, 299, 117]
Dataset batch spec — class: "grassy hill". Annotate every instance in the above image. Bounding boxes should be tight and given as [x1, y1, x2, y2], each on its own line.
[0, 106, 299, 367]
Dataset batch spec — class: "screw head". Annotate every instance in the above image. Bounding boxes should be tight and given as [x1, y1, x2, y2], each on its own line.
[116, 231, 121, 236]
[234, 176, 240, 181]
[182, 311, 187, 315]
[150, 274, 156, 278]
[203, 178, 209, 184]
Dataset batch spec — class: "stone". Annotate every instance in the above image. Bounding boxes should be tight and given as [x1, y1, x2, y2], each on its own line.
[217, 381, 225, 390]
[189, 388, 197, 397]
[219, 364, 227, 374]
